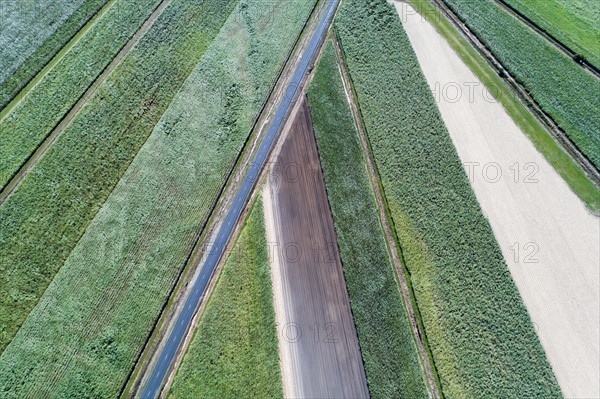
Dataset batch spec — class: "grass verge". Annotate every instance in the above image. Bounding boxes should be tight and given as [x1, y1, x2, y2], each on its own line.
[335, 0, 562, 397]
[168, 198, 282, 399]
[308, 41, 430, 399]
[409, 0, 600, 213]
[0, 1, 316, 396]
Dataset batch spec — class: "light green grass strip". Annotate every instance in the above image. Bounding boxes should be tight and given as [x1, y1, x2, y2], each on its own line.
[308, 41, 430, 399]
[169, 198, 282, 399]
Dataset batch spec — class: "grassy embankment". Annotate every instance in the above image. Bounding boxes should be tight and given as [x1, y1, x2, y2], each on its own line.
[307, 41, 430, 399]
[169, 199, 282, 399]
[443, 0, 600, 171]
[409, 0, 599, 213]
[0, 0, 315, 397]
[0, 0, 162, 189]
[335, 0, 562, 397]
[504, 0, 600, 68]
[0, 0, 108, 108]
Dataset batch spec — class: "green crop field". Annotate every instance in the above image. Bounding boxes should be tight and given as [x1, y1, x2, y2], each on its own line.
[335, 0, 561, 397]
[308, 41, 430, 399]
[0, 0, 161, 190]
[0, 0, 109, 109]
[0, 0, 315, 396]
[0, 0, 237, 353]
[504, 0, 600, 68]
[169, 198, 282, 399]
[444, 0, 600, 170]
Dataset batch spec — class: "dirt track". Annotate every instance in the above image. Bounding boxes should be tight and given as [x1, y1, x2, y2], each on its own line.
[263, 97, 369, 398]
[398, 3, 600, 397]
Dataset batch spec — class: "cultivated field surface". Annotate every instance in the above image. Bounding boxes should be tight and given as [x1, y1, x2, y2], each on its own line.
[336, 0, 561, 397]
[0, 0, 315, 396]
[308, 41, 430, 399]
[444, 0, 600, 169]
[263, 98, 369, 399]
[398, 4, 600, 397]
[169, 199, 282, 399]
[504, 0, 600, 68]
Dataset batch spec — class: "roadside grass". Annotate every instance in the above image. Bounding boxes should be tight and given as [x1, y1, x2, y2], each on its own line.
[308, 41, 430, 399]
[0, 0, 162, 190]
[442, 0, 600, 170]
[0, 0, 238, 354]
[409, 0, 600, 213]
[504, 0, 600, 68]
[0, 0, 106, 105]
[335, 0, 562, 397]
[0, 1, 315, 397]
[169, 198, 282, 399]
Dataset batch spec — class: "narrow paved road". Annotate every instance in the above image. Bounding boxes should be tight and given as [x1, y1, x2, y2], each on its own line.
[139, 0, 339, 397]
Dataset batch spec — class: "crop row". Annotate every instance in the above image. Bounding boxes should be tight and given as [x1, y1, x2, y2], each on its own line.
[504, 0, 600, 68]
[0, 0, 161, 190]
[169, 199, 282, 399]
[335, 0, 561, 397]
[444, 0, 600, 169]
[0, 0, 109, 109]
[307, 41, 429, 399]
[0, 0, 237, 354]
[0, 0, 316, 396]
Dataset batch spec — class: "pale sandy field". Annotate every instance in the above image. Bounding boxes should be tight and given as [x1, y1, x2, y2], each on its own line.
[396, 3, 600, 398]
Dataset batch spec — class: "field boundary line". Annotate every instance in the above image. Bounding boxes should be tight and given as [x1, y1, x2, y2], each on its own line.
[428, 0, 600, 186]
[0, 0, 116, 120]
[491, 0, 600, 78]
[332, 31, 443, 399]
[0, 0, 172, 206]
[120, 1, 325, 396]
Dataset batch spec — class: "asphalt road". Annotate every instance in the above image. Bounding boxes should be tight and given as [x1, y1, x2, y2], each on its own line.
[140, 0, 339, 397]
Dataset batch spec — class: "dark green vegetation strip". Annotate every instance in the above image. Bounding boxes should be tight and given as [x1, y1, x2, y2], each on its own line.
[169, 198, 282, 399]
[0, 0, 316, 397]
[0, 0, 237, 353]
[0, 0, 108, 109]
[504, 0, 600, 68]
[409, 0, 599, 213]
[444, 0, 600, 170]
[308, 42, 429, 399]
[0, 0, 161, 190]
[335, 1, 562, 398]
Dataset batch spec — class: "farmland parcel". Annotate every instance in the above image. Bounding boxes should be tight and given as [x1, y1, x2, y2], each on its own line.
[307, 41, 429, 399]
[168, 199, 282, 399]
[504, 0, 600, 68]
[0, 0, 316, 396]
[0, 0, 108, 108]
[443, 0, 600, 170]
[0, 0, 163, 190]
[335, 0, 561, 397]
[399, 2, 599, 396]
[0, 0, 236, 352]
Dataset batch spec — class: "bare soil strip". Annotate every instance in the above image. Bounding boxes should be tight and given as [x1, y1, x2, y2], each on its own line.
[263, 97, 369, 399]
[398, 4, 600, 397]
[332, 34, 441, 399]
[427, 0, 600, 185]
[0, 0, 171, 206]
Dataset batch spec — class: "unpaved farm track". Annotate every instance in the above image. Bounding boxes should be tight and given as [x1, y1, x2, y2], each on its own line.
[0, 0, 172, 206]
[264, 97, 369, 399]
